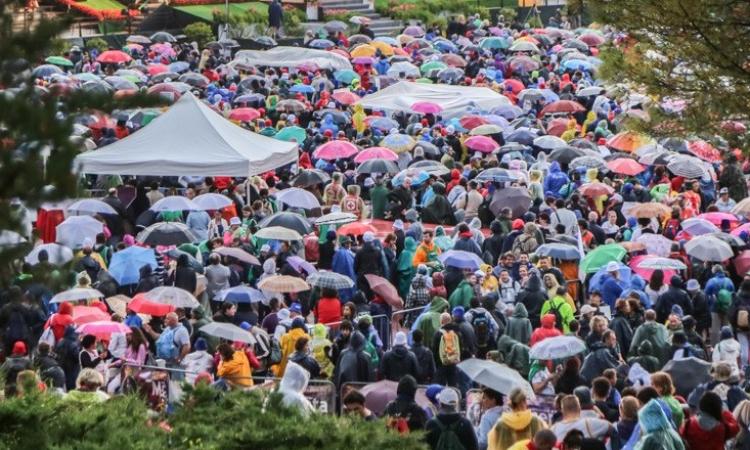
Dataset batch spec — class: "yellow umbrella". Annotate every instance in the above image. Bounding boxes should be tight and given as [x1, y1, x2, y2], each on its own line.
[350, 44, 376, 58]
[370, 40, 394, 56]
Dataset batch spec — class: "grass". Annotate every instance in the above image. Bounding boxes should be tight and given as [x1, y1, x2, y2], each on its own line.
[78, 0, 129, 10]
[174, 1, 265, 21]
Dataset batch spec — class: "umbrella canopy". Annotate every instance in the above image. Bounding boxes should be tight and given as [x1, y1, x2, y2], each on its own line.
[364, 274, 403, 309]
[489, 187, 531, 218]
[306, 271, 355, 290]
[56, 216, 103, 248]
[548, 146, 587, 165]
[681, 218, 719, 236]
[150, 195, 200, 212]
[606, 158, 645, 175]
[381, 133, 416, 153]
[663, 357, 711, 398]
[698, 212, 740, 228]
[533, 135, 567, 150]
[540, 100, 585, 116]
[258, 275, 310, 293]
[357, 159, 400, 175]
[66, 199, 117, 216]
[509, 41, 541, 53]
[580, 244, 627, 274]
[275, 188, 321, 210]
[76, 321, 130, 340]
[439, 250, 484, 270]
[685, 235, 734, 262]
[72, 306, 111, 324]
[258, 212, 311, 235]
[627, 202, 672, 219]
[275, 126, 307, 143]
[607, 131, 651, 153]
[314, 212, 358, 226]
[228, 107, 260, 122]
[354, 147, 398, 163]
[534, 243, 581, 260]
[313, 141, 359, 160]
[108, 246, 157, 286]
[578, 182, 615, 198]
[411, 101, 443, 114]
[474, 168, 520, 184]
[287, 255, 318, 276]
[46, 56, 73, 67]
[137, 222, 197, 246]
[337, 222, 377, 237]
[292, 169, 330, 188]
[464, 135, 499, 153]
[457, 358, 535, 400]
[214, 246, 260, 265]
[26, 243, 74, 265]
[254, 226, 304, 242]
[358, 380, 433, 416]
[50, 287, 104, 304]
[732, 198, 750, 218]
[150, 31, 177, 43]
[192, 193, 233, 210]
[128, 294, 175, 316]
[667, 155, 707, 179]
[636, 257, 687, 271]
[218, 286, 266, 304]
[0, 230, 26, 247]
[569, 155, 607, 172]
[199, 322, 256, 345]
[331, 90, 360, 105]
[687, 140, 721, 162]
[529, 336, 587, 360]
[470, 124, 505, 136]
[145, 286, 200, 308]
[634, 233, 674, 257]
[97, 50, 132, 64]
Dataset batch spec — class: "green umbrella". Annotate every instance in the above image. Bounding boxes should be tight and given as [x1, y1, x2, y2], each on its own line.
[480, 37, 510, 50]
[275, 126, 307, 143]
[46, 56, 73, 67]
[120, 74, 142, 84]
[259, 127, 277, 137]
[580, 243, 627, 274]
[415, 78, 434, 84]
[420, 60, 447, 75]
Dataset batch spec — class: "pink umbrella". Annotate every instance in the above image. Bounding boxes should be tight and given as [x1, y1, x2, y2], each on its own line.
[489, 27, 503, 36]
[354, 147, 398, 163]
[352, 56, 375, 65]
[152, 43, 176, 57]
[635, 234, 674, 257]
[331, 90, 361, 105]
[77, 321, 131, 339]
[698, 212, 740, 229]
[313, 140, 359, 160]
[72, 306, 111, 325]
[735, 250, 750, 276]
[629, 255, 677, 281]
[364, 274, 403, 309]
[460, 115, 490, 130]
[228, 107, 261, 122]
[606, 158, 645, 176]
[731, 223, 750, 237]
[147, 64, 169, 75]
[411, 101, 443, 115]
[464, 135, 499, 153]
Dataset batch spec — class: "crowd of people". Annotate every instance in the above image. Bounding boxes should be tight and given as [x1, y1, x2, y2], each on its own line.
[3, 6, 750, 450]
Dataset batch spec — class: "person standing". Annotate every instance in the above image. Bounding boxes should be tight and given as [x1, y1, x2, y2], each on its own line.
[425, 388, 478, 450]
[268, 0, 283, 39]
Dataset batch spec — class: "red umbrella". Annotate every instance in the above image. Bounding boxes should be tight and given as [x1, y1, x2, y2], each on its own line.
[464, 135, 499, 153]
[331, 90, 361, 105]
[411, 101, 443, 115]
[459, 115, 489, 130]
[606, 158, 645, 176]
[364, 274, 403, 309]
[502, 78, 525, 94]
[97, 50, 132, 64]
[313, 140, 359, 160]
[229, 107, 261, 122]
[77, 321, 131, 339]
[688, 140, 721, 163]
[354, 147, 398, 163]
[337, 222, 376, 236]
[698, 212, 740, 229]
[546, 118, 569, 136]
[629, 255, 677, 281]
[578, 182, 614, 198]
[735, 250, 750, 276]
[579, 33, 605, 46]
[129, 294, 175, 316]
[72, 306, 111, 325]
[540, 100, 585, 116]
[441, 53, 466, 67]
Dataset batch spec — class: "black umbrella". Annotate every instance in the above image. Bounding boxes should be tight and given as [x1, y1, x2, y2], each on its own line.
[413, 141, 441, 157]
[165, 248, 204, 274]
[150, 31, 177, 43]
[549, 146, 587, 165]
[292, 169, 330, 188]
[663, 357, 711, 397]
[313, 109, 350, 124]
[357, 159, 400, 175]
[258, 212, 312, 235]
[569, 138, 599, 151]
[489, 187, 531, 218]
[660, 137, 689, 153]
[137, 222, 197, 246]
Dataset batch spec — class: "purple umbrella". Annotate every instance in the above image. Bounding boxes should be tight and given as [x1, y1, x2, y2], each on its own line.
[438, 250, 484, 270]
[287, 256, 317, 276]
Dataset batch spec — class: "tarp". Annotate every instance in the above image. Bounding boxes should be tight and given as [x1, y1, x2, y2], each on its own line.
[356, 81, 511, 118]
[74, 92, 298, 177]
[232, 46, 352, 71]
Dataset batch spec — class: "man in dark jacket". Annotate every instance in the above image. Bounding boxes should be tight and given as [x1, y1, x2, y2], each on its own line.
[410, 329, 435, 384]
[334, 331, 373, 387]
[167, 253, 197, 293]
[267, 0, 283, 38]
[655, 276, 693, 323]
[425, 387, 478, 450]
[354, 232, 385, 298]
[135, 264, 160, 294]
[383, 375, 428, 432]
[580, 331, 620, 384]
[379, 331, 420, 381]
[517, 273, 547, 328]
[482, 220, 505, 265]
[452, 223, 482, 256]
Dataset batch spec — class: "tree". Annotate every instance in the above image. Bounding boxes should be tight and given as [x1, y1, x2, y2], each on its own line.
[587, 0, 750, 141]
[183, 22, 215, 48]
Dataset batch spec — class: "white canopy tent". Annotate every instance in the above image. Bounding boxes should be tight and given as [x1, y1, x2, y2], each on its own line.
[74, 92, 298, 177]
[356, 81, 511, 118]
[232, 46, 352, 72]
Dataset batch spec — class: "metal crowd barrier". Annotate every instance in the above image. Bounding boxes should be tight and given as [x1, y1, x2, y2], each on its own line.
[465, 388, 557, 425]
[339, 381, 461, 416]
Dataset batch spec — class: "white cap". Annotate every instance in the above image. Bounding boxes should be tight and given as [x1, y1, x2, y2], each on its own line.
[580, 304, 596, 315]
[473, 270, 485, 278]
[364, 177, 375, 188]
[363, 231, 375, 243]
[605, 261, 620, 272]
[229, 216, 241, 226]
[393, 219, 404, 230]
[393, 331, 408, 346]
[260, 244, 271, 253]
[437, 388, 459, 406]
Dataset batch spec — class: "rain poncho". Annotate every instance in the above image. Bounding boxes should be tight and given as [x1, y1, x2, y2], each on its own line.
[332, 246, 356, 301]
[278, 361, 315, 417]
[505, 303, 532, 345]
[543, 161, 569, 198]
[396, 237, 417, 299]
[415, 297, 449, 349]
[449, 279, 475, 309]
[633, 400, 685, 450]
[352, 104, 366, 134]
[311, 323, 333, 379]
[433, 226, 454, 252]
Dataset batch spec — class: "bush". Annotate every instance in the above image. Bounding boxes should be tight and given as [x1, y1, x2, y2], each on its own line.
[184, 22, 215, 47]
[283, 5, 304, 36]
[323, 8, 354, 22]
[85, 37, 109, 53]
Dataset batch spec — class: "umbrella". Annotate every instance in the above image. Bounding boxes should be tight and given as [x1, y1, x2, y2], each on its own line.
[508, 55, 541, 72]
[313, 141, 359, 160]
[276, 99, 308, 114]
[331, 90, 360, 105]
[126, 34, 151, 44]
[354, 147, 398, 163]
[46, 56, 73, 67]
[687, 140, 721, 162]
[408, 160, 450, 176]
[150, 195, 199, 212]
[50, 288, 104, 304]
[275, 188, 321, 210]
[315, 212, 358, 226]
[607, 131, 651, 153]
[634, 233, 674, 257]
[579, 32, 605, 46]
[698, 212, 740, 228]
[681, 218, 719, 236]
[606, 158, 645, 175]
[439, 250, 484, 270]
[577, 85, 604, 97]
[533, 135, 567, 150]
[0, 230, 26, 247]
[685, 235, 734, 262]
[437, 67, 465, 83]
[108, 246, 157, 286]
[306, 271, 354, 290]
[76, 321, 130, 340]
[150, 31, 177, 43]
[32, 64, 63, 78]
[292, 169, 331, 188]
[464, 136, 499, 153]
[475, 168, 521, 184]
[580, 244, 627, 274]
[489, 187, 531, 218]
[56, 216, 103, 248]
[509, 41, 540, 53]
[458, 358, 535, 400]
[357, 159, 400, 175]
[735, 250, 750, 275]
[255, 226, 304, 242]
[364, 274, 403, 309]
[97, 50, 132, 64]
[732, 198, 750, 218]
[705, 232, 745, 248]
[411, 101, 443, 115]
[440, 54, 466, 67]
[667, 155, 707, 178]
[146, 286, 200, 309]
[258, 212, 311, 235]
[258, 275, 310, 293]
[663, 357, 711, 397]
[128, 294, 175, 316]
[164, 248, 203, 273]
[628, 255, 677, 281]
[26, 243, 73, 265]
[534, 243, 581, 260]
[420, 60, 447, 76]
[137, 222, 197, 246]
[337, 222, 377, 237]
[214, 246, 260, 265]
[480, 36, 509, 50]
[636, 257, 687, 271]
[200, 322, 256, 345]
[324, 20, 347, 32]
[218, 286, 266, 304]
[66, 199, 117, 216]
[578, 182, 615, 198]
[549, 146, 588, 165]
[403, 25, 424, 36]
[275, 126, 307, 143]
[570, 155, 607, 171]
[381, 133, 416, 153]
[228, 107, 260, 122]
[470, 124, 505, 136]
[72, 306, 111, 325]
[391, 168, 429, 187]
[358, 380, 432, 415]
[367, 116, 400, 131]
[286, 256, 317, 276]
[334, 69, 359, 84]
[627, 202, 672, 219]
[529, 336, 587, 360]
[289, 84, 315, 94]
[192, 193, 233, 211]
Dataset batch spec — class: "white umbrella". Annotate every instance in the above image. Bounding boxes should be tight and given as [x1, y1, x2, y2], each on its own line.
[192, 193, 233, 211]
[50, 287, 104, 304]
[681, 218, 719, 236]
[0, 230, 27, 246]
[67, 199, 118, 216]
[457, 358, 535, 400]
[254, 226, 303, 241]
[685, 235, 734, 262]
[25, 243, 74, 264]
[145, 286, 200, 308]
[150, 195, 200, 212]
[199, 322, 256, 345]
[314, 212, 358, 226]
[529, 336, 587, 360]
[635, 233, 674, 257]
[275, 188, 321, 210]
[533, 135, 567, 150]
[55, 215, 103, 248]
[636, 257, 687, 271]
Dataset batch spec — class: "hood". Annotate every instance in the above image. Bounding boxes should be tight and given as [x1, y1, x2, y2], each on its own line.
[139, 264, 152, 277]
[432, 271, 445, 287]
[549, 161, 561, 174]
[432, 183, 446, 195]
[630, 275, 645, 291]
[450, 169, 461, 180]
[349, 331, 366, 352]
[404, 236, 417, 252]
[638, 340, 653, 356]
[435, 226, 445, 237]
[263, 258, 276, 275]
[58, 301, 73, 316]
[497, 334, 518, 354]
[513, 303, 528, 318]
[541, 313, 556, 328]
[396, 374, 418, 399]
[490, 220, 502, 233]
[720, 338, 741, 353]
[500, 410, 533, 430]
[279, 361, 310, 394]
[392, 345, 410, 359]
[526, 273, 542, 291]
[429, 296, 449, 313]
[638, 399, 672, 433]
[312, 323, 327, 340]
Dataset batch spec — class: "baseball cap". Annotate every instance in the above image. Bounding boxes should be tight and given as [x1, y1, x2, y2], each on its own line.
[393, 331, 407, 346]
[289, 303, 302, 314]
[512, 219, 524, 230]
[363, 231, 375, 243]
[393, 219, 404, 230]
[720, 187, 729, 194]
[437, 387, 459, 406]
[686, 279, 700, 291]
[229, 216, 241, 226]
[580, 304, 596, 316]
[605, 261, 620, 272]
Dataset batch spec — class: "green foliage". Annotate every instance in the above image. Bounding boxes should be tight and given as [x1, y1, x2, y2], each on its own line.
[85, 37, 109, 53]
[588, 0, 750, 141]
[323, 8, 354, 22]
[282, 6, 304, 36]
[379, 0, 488, 25]
[0, 386, 428, 450]
[184, 22, 215, 47]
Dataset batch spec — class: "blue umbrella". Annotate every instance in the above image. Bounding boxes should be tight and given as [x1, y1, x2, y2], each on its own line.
[562, 59, 593, 72]
[108, 246, 157, 286]
[218, 286, 266, 303]
[370, 117, 399, 131]
[233, 93, 266, 107]
[534, 243, 581, 260]
[480, 37, 509, 50]
[374, 36, 398, 46]
[392, 169, 429, 187]
[32, 64, 63, 78]
[588, 263, 632, 294]
[492, 104, 524, 120]
[439, 250, 484, 270]
[505, 127, 539, 145]
[290, 84, 315, 94]
[334, 69, 360, 84]
[309, 39, 335, 49]
[168, 61, 190, 73]
[433, 39, 457, 52]
[475, 168, 520, 183]
[541, 89, 560, 103]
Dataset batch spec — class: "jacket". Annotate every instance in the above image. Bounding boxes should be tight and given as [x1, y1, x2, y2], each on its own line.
[540, 296, 575, 333]
[629, 320, 670, 364]
[517, 275, 547, 328]
[334, 331, 373, 386]
[425, 412, 479, 450]
[314, 297, 342, 325]
[505, 303, 533, 345]
[543, 161, 569, 199]
[454, 236, 483, 257]
[496, 335, 530, 378]
[634, 400, 685, 450]
[379, 345, 419, 381]
[449, 279, 475, 309]
[354, 243, 384, 277]
[610, 312, 634, 357]
[655, 283, 693, 323]
[274, 327, 308, 377]
[217, 350, 253, 387]
[416, 297, 450, 354]
[529, 314, 562, 346]
[46, 301, 74, 341]
[488, 410, 546, 450]
[580, 342, 619, 383]
[411, 342, 435, 384]
[681, 411, 739, 450]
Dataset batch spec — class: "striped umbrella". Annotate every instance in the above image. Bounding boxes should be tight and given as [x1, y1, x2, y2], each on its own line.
[306, 271, 355, 290]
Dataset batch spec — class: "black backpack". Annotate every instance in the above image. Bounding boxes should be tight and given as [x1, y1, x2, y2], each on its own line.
[548, 301, 565, 331]
[472, 312, 491, 354]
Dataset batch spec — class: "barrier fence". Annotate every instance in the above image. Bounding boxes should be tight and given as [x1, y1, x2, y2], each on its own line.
[340, 381, 462, 416]
[465, 388, 557, 426]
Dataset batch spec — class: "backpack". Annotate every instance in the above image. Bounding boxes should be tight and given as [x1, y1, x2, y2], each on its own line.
[434, 418, 466, 450]
[4, 309, 30, 347]
[547, 300, 565, 331]
[156, 325, 181, 360]
[715, 289, 732, 314]
[738, 307, 750, 331]
[471, 312, 491, 353]
[38, 327, 56, 348]
[363, 335, 380, 367]
[439, 330, 461, 366]
[268, 338, 283, 365]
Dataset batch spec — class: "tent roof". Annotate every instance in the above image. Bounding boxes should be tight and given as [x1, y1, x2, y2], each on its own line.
[232, 47, 352, 72]
[74, 92, 298, 177]
[356, 81, 511, 118]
